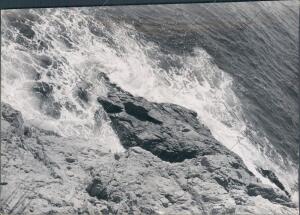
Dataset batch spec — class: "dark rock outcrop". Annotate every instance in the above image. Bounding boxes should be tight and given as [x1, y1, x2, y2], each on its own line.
[246, 183, 293, 207]
[257, 168, 290, 197]
[97, 73, 231, 163]
[92, 73, 295, 210]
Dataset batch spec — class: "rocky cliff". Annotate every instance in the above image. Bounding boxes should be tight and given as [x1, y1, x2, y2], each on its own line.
[0, 73, 296, 215]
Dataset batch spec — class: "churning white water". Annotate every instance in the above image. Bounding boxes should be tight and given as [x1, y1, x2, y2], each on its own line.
[1, 9, 125, 153]
[1, 8, 298, 203]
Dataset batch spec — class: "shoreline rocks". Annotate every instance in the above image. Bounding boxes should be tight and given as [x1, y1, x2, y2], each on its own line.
[0, 74, 297, 214]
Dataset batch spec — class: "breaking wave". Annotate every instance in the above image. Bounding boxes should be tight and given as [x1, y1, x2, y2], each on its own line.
[1, 6, 298, 204]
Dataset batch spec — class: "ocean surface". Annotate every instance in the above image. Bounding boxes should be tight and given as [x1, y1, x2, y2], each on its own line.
[1, 0, 299, 204]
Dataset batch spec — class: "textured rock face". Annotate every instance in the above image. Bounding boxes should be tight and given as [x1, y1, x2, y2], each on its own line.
[0, 74, 297, 215]
[97, 73, 231, 163]
[257, 168, 290, 197]
[94, 73, 296, 210]
[1, 103, 107, 214]
[1, 103, 24, 131]
[87, 148, 296, 215]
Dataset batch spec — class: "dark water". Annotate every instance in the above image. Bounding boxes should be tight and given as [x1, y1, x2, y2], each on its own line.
[93, 1, 299, 165]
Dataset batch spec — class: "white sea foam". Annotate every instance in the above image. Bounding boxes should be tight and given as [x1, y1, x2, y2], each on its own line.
[1, 8, 298, 204]
[1, 9, 124, 153]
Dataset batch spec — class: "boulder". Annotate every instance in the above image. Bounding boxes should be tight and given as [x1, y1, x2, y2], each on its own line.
[97, 73, 230, 163]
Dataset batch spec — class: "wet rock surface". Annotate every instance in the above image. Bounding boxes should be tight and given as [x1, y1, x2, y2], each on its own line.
[257, 168, 290, 197]
[1, 103, 24, 130]
[32, 82, 62, 119]
[0, 75, 297, 214]
[94, 73, 296, 211]
[97, 73, 229, 163]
